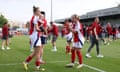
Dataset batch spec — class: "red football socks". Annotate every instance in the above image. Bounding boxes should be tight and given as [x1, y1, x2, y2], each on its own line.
[66, 46, 71, 53]
[71, 49, 76, 63]
[35, 60, 40, 67]
[25, 56, 33, 63]
[76, 50, 82, 64]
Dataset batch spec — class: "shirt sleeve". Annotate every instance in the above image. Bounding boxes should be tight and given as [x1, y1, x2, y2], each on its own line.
[75, 23, 80, 32]
[33, 16, 39, 25]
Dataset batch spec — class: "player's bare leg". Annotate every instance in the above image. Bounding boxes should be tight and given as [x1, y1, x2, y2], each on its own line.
[51, 41, 57, 52]
[23, 52, 35, 70]
[40, 45, 46, 64]
[35, 46, 41, 70]
[1, 40, 5, 50]
[23, 46, 41, 70]
[6, 38, 10, 50]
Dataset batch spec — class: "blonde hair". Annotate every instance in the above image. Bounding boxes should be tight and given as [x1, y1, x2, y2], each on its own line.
[72, 14, 80, 20]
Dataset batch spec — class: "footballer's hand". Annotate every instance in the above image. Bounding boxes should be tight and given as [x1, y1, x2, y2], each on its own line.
[96, 36, 99, 40]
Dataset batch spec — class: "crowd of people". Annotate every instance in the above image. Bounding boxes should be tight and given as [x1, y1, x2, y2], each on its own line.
[84, 21, 120, 44]
[22, 6, 120, 70]
[62, 17, 120, 58]
[22, 5, 85, 70]
[1, 5, 120, 71]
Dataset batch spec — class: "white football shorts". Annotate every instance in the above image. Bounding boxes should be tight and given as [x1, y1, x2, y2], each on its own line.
[64, 32, 73, 42]
[29, 32, 41, 48]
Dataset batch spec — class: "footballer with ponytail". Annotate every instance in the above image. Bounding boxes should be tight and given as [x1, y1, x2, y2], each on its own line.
[23, 5, 42, 70]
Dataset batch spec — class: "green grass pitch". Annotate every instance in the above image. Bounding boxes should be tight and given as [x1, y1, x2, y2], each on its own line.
[0, 36, 120, 72]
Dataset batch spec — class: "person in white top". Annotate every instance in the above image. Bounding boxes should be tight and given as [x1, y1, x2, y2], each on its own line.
[66, 14, 85, 69]
[23, 6, 42, 71]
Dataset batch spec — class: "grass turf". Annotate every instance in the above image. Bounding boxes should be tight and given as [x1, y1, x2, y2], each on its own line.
[0, 35, 120, 72]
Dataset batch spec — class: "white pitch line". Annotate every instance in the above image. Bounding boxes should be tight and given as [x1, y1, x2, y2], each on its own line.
[75, 62, 106, 72]
[0, 61, 68, 66]
[0, 61, 106, 72]
[83, 64, 106, 72]
[0, 63, 21, 66]
[48, 60, 68, 63]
